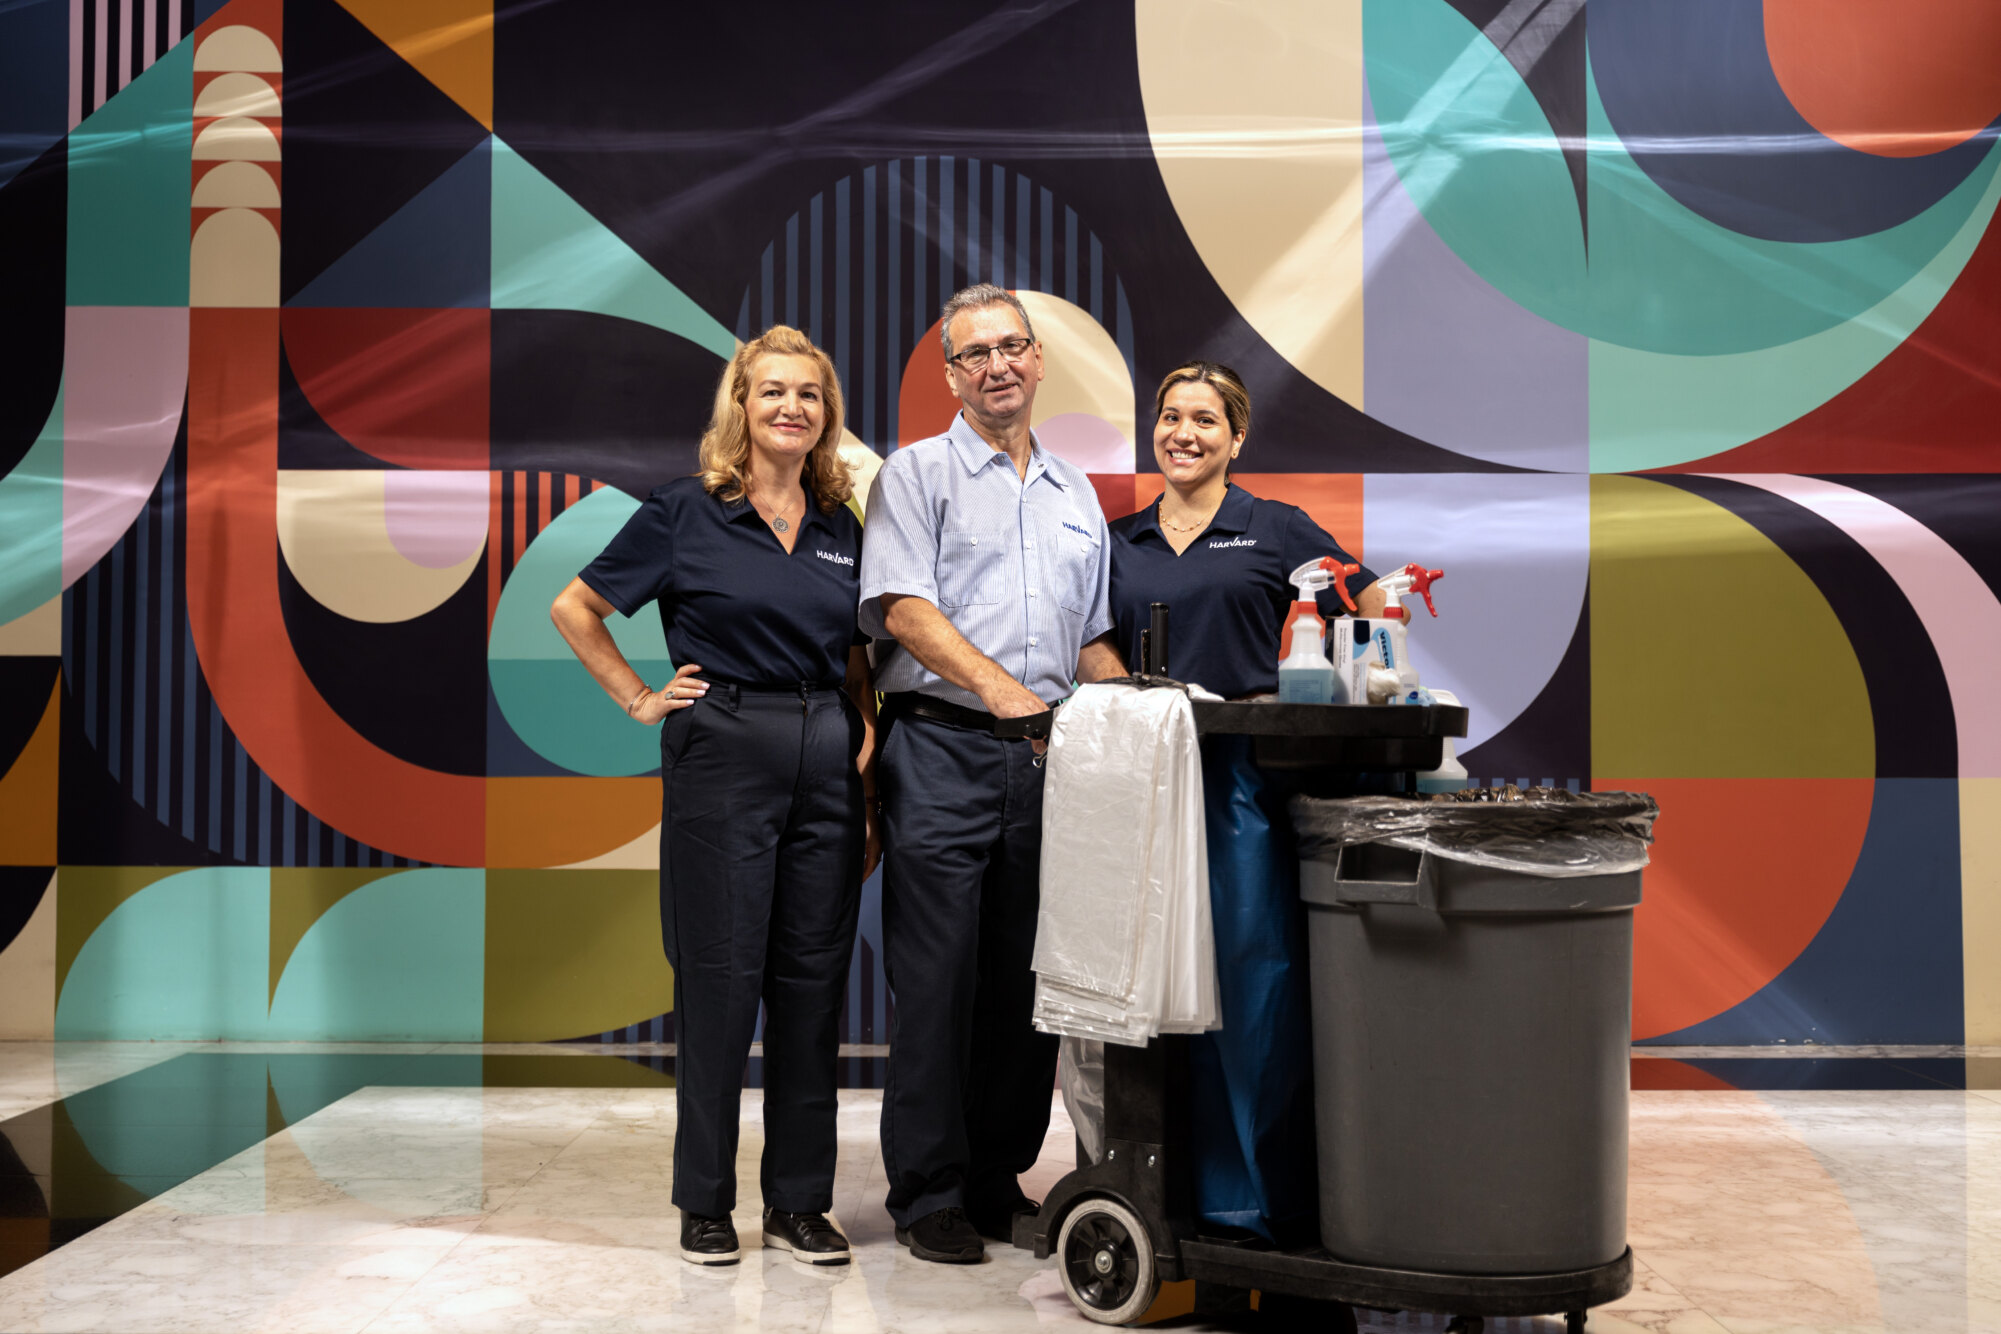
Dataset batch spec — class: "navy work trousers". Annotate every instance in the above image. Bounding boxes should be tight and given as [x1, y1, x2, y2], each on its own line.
[659, 683, 864, 1218]
[877, 711, 1057, 1227]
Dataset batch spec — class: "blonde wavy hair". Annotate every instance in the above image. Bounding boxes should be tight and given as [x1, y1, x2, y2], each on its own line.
[697, 325, 853, 512]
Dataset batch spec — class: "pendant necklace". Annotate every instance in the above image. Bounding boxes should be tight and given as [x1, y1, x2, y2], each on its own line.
[756, 489, 800, 534]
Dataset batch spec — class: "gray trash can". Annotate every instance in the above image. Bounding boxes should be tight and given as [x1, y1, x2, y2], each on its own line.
[1293, 792, 1655, 1276]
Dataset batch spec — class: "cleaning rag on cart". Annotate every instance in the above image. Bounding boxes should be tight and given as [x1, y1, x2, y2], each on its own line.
[1031, 683, 1219, 1046]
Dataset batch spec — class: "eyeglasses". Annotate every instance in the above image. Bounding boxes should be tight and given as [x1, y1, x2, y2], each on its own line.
[947, 337, 1034, 372]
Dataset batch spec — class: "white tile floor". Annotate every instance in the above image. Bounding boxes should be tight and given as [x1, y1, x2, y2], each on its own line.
[0, 1045, 1997, 1332]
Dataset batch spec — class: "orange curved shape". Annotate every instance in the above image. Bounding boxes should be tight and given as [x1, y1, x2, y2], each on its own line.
[282, 308, 488, 470]
[485, 777, 660, 868]
[1765, 0, 2001, 158]
[185, 309, 485, 864]
[1629, 1058, 1736, 1091]
[897, 318, 961, 447]
[0, 677, 60, 864]
[1611, 776, 1873, 1040]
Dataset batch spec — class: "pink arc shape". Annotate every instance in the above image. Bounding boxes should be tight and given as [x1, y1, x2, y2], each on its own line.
[61, 307, 191, 589]
[1706, 473, 2001, 778]
[1035, 412, 1134, 474]
[382, 470, 491, 569]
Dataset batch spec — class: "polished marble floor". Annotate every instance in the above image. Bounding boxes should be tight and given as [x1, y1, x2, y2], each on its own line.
[0, 1043, 1996, 1332]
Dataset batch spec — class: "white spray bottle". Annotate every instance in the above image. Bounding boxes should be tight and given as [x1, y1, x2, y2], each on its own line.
[1371, 564, 1467, 792]
[1278, 558, 1358, 704]
[1369, 564, 1444, 697]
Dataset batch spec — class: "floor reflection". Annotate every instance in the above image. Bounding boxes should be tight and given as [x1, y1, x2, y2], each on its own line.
[0, 1047, 1993, 1332]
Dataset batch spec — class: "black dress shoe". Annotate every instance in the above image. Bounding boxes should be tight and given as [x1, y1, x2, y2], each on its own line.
[762, 1208, 851, 1265]
[968, 1195, 1038, 1244]
[894, 1206, 985, 1263]
[679, 1211, 740, 1265]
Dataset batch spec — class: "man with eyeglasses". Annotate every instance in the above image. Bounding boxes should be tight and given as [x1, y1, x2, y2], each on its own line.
[858, 282, 1126, 1263]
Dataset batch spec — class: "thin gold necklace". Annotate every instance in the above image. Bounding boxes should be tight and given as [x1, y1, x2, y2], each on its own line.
[1159, 496, 1222, 534]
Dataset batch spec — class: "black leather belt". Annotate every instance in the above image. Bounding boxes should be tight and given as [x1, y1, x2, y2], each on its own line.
[886, 692, 1000, 731]
[885, 692, 1059, 741]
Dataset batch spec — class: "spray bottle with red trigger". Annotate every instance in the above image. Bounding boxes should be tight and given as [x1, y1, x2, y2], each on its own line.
[1278, 557, 1359, 704]
[1370, 564, 1444, 698]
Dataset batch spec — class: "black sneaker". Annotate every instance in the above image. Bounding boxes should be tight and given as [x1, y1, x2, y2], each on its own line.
[894, 1206, 984, 1263]
[762, 1208, 851, 1265]
[679, 1211, 740, 1265]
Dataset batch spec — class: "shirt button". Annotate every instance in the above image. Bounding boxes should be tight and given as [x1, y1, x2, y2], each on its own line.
[1030, 637, 1039, 647]
[1028, 589, 1037, 597]
[1024, 539, 1034, 548]
[970, 537, 978, 546]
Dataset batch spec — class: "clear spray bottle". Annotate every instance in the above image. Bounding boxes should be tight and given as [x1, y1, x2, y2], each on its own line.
[1371, 564, 1467, 791]
[1279, 558, 1359, 704]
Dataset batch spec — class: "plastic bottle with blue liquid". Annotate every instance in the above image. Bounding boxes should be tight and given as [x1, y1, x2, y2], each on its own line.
[1278, 557, 1359, 704]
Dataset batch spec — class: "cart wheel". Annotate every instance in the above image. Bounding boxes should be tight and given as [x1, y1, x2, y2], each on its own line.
[1056, 1197, 1160, 1326]
[1445, 1319, 1484, 1334]
[1566, 1313, 1588, 1333]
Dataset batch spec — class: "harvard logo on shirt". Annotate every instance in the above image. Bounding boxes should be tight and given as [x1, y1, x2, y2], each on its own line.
[814, 550, 855, 567]
[1207, 537, 1256, 550]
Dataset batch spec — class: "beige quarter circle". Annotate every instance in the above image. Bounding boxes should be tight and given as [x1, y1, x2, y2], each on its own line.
[191, 209, 279, 307]
[555, 822, 661, 871]
[1136, 0, 1366, 408]
[193, 160, 280, 208]
[1018, 290, 1136, 444]
[837, 429, 883, 514]
[194, 115, 281, 161]
[277, 471, 487, 624]
[195, 25, 283, 72]
[195, 72, 281, 120]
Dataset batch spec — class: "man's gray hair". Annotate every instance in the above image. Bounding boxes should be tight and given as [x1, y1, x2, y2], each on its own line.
[939, 284, 1036, 360]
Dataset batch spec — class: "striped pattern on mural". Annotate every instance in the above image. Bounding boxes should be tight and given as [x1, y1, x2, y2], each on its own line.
[70, 0, 192, 126]
[733, 155, 1133, 453]
[63, 431, 424, 870]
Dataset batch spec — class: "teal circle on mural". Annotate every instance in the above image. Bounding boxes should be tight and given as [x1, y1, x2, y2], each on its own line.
[1361, 0, 2001, 356]
[488, 487, 672, 777]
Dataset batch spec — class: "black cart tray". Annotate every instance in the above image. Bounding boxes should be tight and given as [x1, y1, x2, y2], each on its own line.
[1195, 700, 1467, 772]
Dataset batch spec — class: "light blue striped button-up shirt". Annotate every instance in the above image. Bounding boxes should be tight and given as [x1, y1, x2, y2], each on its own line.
[859, 412, 1115, 709]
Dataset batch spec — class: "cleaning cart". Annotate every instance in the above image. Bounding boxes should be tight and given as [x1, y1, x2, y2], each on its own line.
[998, 635, 1638, 1331]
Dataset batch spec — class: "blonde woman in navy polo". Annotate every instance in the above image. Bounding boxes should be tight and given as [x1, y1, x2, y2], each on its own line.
[550, 326, 877, 1269]
[1106, 361, 1379, 1244]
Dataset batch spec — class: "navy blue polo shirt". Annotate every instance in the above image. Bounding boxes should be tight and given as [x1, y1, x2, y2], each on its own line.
[1108, 483, 1374, 699]
[579, 476, 865, 688]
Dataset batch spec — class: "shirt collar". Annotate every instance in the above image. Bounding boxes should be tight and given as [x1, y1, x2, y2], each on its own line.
[946, 411, 1065, 488]
[1207, 483, 1255, 535]
[1132, 482, 1252, 542]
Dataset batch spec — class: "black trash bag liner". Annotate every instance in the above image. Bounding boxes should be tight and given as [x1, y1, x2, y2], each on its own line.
[1290, 787, 1660, 879]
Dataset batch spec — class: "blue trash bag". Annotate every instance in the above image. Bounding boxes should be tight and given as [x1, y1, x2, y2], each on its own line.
[1188, 733, 1320, 1241]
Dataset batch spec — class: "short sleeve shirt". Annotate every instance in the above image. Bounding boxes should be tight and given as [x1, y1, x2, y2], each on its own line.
[858, 412, 1114, 709]
[579, 476, 864, 688]
[1108, 483, 1373, 699]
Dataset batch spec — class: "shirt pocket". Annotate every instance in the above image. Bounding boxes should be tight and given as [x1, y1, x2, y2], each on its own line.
[1050, 520, 1101, 618]
[937, 528, 1003, 608]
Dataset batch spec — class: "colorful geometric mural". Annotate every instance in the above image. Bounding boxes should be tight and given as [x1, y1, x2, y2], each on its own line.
[2, 0, 1997, 1044]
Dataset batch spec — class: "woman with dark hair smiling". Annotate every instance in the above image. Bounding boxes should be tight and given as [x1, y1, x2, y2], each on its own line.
[1106, 360, 1379, 1243]
[550, 325, 877, 1269]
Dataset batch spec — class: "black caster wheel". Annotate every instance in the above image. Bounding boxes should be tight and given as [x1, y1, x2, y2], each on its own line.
[1056, 1197, 1161, 1326]
[1446, 1319, 1484, 1334]
[1566, 1313, 1589, 1333]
